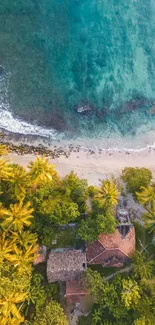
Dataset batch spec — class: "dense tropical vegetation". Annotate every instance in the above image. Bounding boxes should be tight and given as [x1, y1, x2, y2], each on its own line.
[1, 145, 155, 324]
[0, 148, 68, 324]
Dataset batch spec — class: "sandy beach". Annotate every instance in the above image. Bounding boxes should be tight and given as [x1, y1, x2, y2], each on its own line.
[7, 147, 155, 185]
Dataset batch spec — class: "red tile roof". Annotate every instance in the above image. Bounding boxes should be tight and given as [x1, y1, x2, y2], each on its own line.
[66, 280, 90, 303]
[66, 280, 89, 297]
[86, 240, 105, 262]
[86, 226, 135, 266]
[98, 230, 123, 249]
[119, 227, 135, 257]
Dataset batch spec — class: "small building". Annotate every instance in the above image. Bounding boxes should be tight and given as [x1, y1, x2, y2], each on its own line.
[47, 249, 87, 283]
[66, 280, 90, 304]
[33, 245, 47, 265]
[65, 279, 93, 314]
[86, 208, 135, 267]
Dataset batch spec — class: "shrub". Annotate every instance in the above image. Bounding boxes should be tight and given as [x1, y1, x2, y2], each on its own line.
[121, 167, 152, 199]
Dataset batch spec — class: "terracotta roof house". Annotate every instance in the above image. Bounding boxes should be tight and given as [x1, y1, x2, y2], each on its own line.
[86, 208, 135, 267]
[47, 249, 87, 282]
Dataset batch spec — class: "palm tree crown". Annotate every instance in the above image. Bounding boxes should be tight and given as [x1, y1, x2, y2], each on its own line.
[0, 290, 27, 324]
[0, 201, 34, 232]
[142, 206, 155, 233]
[0, 144, 8, 156]
[0, 233, 13, 264]
[8, 166, 30, 201]
[28, 155, 59, 185]
[11, 231, 37, 249]
[0, 158, 13, 180]
[136, 184, 155, 209]
[6, 243, 38, 274]
[132, 251, 155, 279]
[95, 180, 119, 209]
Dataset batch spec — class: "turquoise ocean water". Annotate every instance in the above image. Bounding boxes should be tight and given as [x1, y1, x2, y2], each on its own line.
[1, 0, 155, 148]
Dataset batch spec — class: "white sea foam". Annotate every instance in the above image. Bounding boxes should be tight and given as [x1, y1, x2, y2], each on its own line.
[1, 106, 155, 153]
[0, 108, 63, 139]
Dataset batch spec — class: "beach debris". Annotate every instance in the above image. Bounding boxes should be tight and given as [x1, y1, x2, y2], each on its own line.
[0, 139, 84, 160]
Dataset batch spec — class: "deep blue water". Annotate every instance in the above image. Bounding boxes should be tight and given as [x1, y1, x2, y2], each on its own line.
[1, 0, 155, 141]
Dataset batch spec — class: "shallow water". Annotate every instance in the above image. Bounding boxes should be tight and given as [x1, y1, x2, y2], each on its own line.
[0, 0, 155, 146]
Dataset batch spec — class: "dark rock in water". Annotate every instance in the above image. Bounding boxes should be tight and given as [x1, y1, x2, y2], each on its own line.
[74, 101, 94, 114]
[96, 107, 109, 120]
[122, 98, 148, 112]
[116, 96, 153, 116]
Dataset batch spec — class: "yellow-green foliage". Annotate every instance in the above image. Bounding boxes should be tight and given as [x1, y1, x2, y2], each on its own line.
[0, 155, 70, 324]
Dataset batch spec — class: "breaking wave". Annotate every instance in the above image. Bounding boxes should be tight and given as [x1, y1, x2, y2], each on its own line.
[0, 108, 63, 139]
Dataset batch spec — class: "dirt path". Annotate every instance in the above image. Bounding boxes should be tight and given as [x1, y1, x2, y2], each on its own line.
[106, 265, 132, 281]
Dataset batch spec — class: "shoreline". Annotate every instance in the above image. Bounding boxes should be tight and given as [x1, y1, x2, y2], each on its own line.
[2, 110, 155, 153]
[1, 130, 155, 185]
[2, 127, 155, 154]
[2, 141, 155, 186]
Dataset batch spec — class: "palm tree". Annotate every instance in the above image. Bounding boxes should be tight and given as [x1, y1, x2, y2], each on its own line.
[6, 243, 38, 274]
[0, 232, 13, 264]
[95, 180, 119, 209]
[7, 166, 30, 201]
[132, 251, 155, 279]
[0, 201, 34, 232]
[142, 206, 155, 233]
[0, 290, 27, 324]
[11, 230, 38, 249]
[0, 158, 13, 180]
[0, 144, 8, 156]
[0, 316, 24, 325]
[92, 309, 102, 324]
[28, 155, 59, 185]
[136, 184, 155, 209]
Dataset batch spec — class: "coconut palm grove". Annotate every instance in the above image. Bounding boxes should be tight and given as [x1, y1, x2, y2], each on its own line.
[1, 144, 155, 324]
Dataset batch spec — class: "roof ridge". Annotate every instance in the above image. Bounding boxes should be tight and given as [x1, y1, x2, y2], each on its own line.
[117, 245, 130, 258]
[118, 227, 135, 258]
[87, 247, 129, 263]
[97, 237, 105, 247]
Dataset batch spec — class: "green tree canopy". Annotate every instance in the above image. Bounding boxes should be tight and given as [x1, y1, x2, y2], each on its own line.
[61, 171, 88, 212]
[78, 212, 117, 242]
[32, 301, 68, 325]
[132, 251, 155, 280]
[121, 167, 152, 199]
[40, 197, 80, 224]
[121, 278, 141, 309]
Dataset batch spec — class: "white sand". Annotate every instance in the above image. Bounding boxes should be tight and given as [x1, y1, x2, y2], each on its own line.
[7, 147, 155, 185]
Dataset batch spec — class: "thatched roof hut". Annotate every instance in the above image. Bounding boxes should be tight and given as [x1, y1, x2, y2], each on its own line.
[47, 249, 87, 283]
